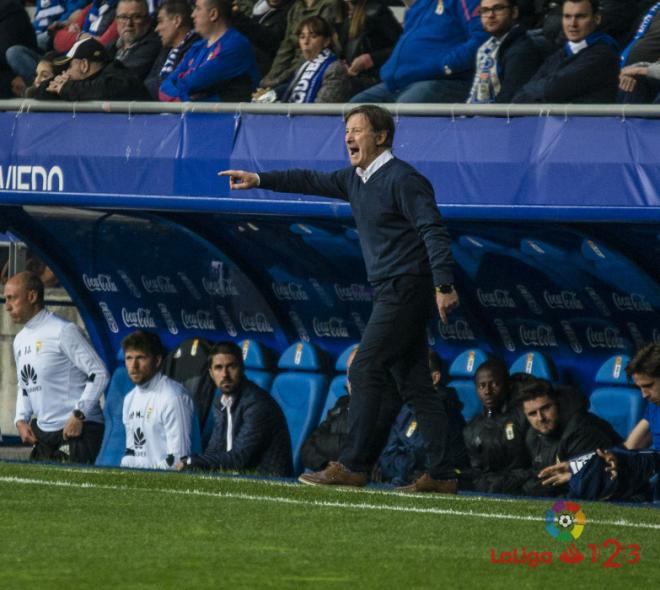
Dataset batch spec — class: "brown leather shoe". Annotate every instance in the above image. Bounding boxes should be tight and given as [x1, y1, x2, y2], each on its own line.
[298, 462, 368, 487]
[396, 473, 458, 494]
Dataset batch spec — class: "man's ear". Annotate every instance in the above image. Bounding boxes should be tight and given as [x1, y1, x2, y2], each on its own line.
[26, 289, 39, 305]
[210, 7, 218, 22]
[512, 6, 519, 20]
[155, 355, 163, 370]
[375, 131, 387, 147]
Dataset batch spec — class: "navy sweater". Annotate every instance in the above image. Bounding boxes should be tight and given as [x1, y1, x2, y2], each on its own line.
[259, 158, 455, 286]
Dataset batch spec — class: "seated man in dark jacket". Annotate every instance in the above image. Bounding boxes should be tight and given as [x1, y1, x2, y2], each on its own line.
[517, 378, 622, 496]
[513, 0, 619, 103]
[468, 0, 544, 103]
[463, 360, 531, 493]
[35, 37, 150, 100]
[177, 341, 293, 477]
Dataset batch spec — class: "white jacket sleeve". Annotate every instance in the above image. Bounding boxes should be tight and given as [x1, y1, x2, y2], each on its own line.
[14, 379, 34, 425]
[60, 323, 110, 416]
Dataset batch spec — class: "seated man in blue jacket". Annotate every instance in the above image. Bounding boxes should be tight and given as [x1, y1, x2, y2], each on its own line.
[177, 341, 293, 477]
[159, 0, 259, 101]
[512, 0, 619, 103]
[350, 0, 488, 103]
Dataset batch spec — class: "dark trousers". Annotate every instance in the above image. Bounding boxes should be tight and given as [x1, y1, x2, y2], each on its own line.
[30, 419, 104, 464]
[340, 274, 453, 478]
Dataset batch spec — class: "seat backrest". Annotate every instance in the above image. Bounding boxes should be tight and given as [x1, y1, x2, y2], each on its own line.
[241, 339, 275, 392]
[319, 343, 358, 422]
[509, 351, 558, 382]
[96, 349, 132, 467]
[590, 355, 646, 439]
[447, 349, 489, 422]
[271, 342, 329, 475]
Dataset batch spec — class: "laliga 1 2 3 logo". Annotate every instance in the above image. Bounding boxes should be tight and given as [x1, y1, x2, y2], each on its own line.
[545, 500, 586, 542]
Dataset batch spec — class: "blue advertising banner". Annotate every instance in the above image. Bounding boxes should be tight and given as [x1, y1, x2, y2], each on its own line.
[1, 111, 659, 219]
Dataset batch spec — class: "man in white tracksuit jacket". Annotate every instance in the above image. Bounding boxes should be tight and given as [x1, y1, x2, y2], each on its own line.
[120, 330, 194, 470]
[5, 271, 109, 463]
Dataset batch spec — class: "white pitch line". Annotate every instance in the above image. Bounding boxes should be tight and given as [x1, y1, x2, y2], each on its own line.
[2, 476, 659, 531]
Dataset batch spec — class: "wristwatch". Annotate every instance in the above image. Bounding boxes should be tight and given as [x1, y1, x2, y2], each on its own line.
[73, 409, 85, 421]
[435, 284, 455, 294]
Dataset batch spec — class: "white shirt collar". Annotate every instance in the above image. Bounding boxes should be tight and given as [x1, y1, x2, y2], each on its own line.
[355, 150, 393, 184]
[25, 308, 49, 329]
[568, 39, 588, 55]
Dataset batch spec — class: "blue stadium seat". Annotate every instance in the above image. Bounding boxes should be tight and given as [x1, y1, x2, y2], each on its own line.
[96, 349, 132, 467]
[509, 351, 558, 382]
[270, 342, 329, 475]
[321, 343, 358, 423]
[447, 349, 490, 422]
[241, 339, 275, 392]
[590, 355, 647, 439]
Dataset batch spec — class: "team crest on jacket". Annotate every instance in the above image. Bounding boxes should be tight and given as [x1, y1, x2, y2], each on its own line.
[505, 422, 515, 440]
[406, 420, 418, 438]
[436, 0, 444, 14]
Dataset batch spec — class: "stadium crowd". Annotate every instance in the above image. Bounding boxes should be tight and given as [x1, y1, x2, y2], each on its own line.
[1, 0, 659, 103]
[4, 271, 659, 502]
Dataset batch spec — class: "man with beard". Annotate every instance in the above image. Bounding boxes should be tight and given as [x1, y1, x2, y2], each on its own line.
[121, 330, 194, 470]
[177, 341, 293, 476]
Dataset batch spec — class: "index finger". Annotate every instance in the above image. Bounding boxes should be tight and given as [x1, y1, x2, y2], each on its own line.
[218, 169, 239, 177]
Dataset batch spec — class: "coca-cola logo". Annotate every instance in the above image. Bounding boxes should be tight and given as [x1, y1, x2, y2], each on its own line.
[334, 283, 372, 302]
[586, 326, 625, 349]
[612, 293, 653, 312]
[83, 273, 118, 293]
[99, 302, 119, 333]
[121, 307, 156, 329]
[519, 324, 557, 347]
[438, 320, 476, 341]
[494, 318, 516, 352]
[216, 305, 237, 337]
[543, 290, 584, 310]
[560, 320, 582, 354]
[202, 277, 239, 297]
[312, 317, 350, 338]
[477, 289, 516, 309]
[272, 282, 309, 301]
[181, 309, 216, 331]
[117, 270, 142, 298]
[141, 275, 178, 295]
[239, 312, 274, 333]
[157, 303, 178, 335]
[516, 284, 543, 315]
[177, 272, 202, 300]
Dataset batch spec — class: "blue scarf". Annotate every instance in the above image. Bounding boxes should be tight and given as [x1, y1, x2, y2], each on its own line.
[160, 31, 197, 80]
[563, 31, 618, 58]
[84, 0, 118, 35]
[283, 48, 337, 103]
[620, 1, 660, 66]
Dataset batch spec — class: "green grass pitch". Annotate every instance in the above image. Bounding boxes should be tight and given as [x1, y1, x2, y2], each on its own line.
[1, 461, 658, 589]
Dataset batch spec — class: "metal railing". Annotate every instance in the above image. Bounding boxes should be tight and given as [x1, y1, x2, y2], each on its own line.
[1, 99, 659, 118]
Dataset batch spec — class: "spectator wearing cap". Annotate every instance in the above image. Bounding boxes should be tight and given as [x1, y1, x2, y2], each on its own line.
[34, 36, 150, 100]
[111, 0, 162, 80]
